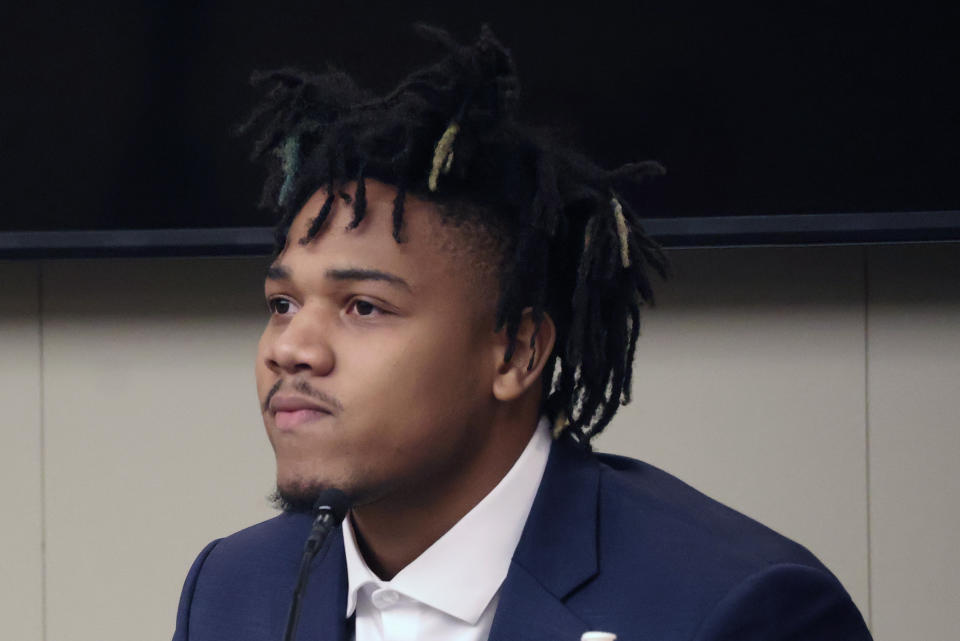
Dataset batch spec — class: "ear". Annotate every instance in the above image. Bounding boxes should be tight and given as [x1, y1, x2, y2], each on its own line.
[492, 309, 557, 402]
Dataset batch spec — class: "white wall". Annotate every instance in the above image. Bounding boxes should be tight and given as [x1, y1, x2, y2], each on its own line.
[1, 243, 958, 640]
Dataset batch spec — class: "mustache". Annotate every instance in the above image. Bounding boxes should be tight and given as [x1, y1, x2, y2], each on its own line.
[261, 378, 344, 413]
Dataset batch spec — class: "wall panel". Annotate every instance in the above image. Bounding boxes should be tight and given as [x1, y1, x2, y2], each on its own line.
[41, 258, 277, 641]
[867, 243, 960, 641]
[0, 261, 44, 641]
[597, 246, 871, 620]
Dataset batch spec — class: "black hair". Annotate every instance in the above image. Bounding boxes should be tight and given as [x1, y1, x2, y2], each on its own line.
[238, 24, 669, 448]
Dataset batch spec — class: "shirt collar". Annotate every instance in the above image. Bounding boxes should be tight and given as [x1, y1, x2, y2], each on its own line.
[342, 416, 552, 624]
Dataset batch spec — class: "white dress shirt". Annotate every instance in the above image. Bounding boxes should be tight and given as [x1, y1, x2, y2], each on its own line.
[342, 417, 552, 641]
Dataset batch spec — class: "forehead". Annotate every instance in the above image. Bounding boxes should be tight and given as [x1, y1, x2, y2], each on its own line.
[273, 180, 497, 301]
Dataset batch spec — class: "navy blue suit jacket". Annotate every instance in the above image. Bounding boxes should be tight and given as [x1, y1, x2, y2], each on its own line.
[173, 439, 872, 640]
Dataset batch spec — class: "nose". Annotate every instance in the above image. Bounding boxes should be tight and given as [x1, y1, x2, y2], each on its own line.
[262, 306, 335, 377]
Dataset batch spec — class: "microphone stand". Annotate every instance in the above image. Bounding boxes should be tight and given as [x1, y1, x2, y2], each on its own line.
[282, 489, 350, 641]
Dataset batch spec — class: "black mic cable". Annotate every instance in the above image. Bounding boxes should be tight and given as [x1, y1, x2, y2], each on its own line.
[282, 488, 351, 641]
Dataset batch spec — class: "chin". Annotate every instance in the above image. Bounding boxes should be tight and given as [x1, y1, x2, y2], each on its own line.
[270, 479, 328, 513]
[273, 460, 358, 509]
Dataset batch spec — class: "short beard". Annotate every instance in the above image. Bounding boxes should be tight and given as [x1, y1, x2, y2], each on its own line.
[270, 477, 378, 514]
[268, 481, 329, 514]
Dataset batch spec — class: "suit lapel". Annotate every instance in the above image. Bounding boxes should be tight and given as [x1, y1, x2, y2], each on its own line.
[488, 439, 601, 641]
[489, 563, 592, 641]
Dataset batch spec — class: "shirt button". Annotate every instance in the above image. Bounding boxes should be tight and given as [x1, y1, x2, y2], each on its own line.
[371, 588, 400, 609]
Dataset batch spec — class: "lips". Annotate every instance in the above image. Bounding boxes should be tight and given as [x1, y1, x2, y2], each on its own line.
[268, 394, 337, 431]
[274, 407, 331, 430]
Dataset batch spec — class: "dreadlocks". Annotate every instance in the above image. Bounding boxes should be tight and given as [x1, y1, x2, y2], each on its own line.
[238, 24, 669, 448]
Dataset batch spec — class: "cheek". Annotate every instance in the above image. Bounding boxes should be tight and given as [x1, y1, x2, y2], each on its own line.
[343, 320, 491, 427]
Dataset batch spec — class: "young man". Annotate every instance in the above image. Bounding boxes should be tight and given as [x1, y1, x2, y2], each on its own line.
[173, 26, 872, 641]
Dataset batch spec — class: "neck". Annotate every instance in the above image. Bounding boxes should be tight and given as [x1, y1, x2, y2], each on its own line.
[349, 406, 540, 580]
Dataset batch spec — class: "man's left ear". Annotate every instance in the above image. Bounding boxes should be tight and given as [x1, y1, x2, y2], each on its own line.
[492, 309, 557, 402]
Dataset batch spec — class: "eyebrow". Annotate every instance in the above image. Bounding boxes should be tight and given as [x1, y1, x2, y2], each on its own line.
[265, 264, 412, 292]
[265, 265, 292, 281]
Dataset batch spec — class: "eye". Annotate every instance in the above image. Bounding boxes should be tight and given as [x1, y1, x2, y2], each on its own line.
[267, 296, 298, 316]
[348, 299, 384, 318]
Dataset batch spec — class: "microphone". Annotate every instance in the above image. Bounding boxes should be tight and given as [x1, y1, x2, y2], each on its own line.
[282, 488, 351, 641]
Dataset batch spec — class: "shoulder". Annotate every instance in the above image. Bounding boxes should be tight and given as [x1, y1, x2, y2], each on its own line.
[562, 449, 871, 639]
[182, 512, 319, 596]
[689, 562, 872, 640]
[172, 513, 318, 641]
[200, 512, 315, 567]
[593, 452, 824, 572]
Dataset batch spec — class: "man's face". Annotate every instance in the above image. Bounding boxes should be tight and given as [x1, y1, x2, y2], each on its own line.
[256, 180, 504, 509]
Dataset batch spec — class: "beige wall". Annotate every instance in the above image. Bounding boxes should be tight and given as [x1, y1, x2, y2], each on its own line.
[596, 245, 871, 618]
[1, 243, 958, 640]
[865, 244, 960, 641]
[39, 258, 277, 641]
[0, 262, 44, 641]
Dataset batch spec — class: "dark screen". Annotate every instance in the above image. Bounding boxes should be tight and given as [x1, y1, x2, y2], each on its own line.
[3, 1, 958, 231]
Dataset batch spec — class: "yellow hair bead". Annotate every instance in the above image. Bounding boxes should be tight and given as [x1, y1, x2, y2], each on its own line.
[611, 196, 631, 268]
[428, 121, 460, 192]
[552, 411, 568, 438]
